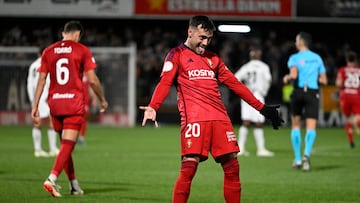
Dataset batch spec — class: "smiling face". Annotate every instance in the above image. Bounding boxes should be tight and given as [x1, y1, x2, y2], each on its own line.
[185, 24, 214, 55]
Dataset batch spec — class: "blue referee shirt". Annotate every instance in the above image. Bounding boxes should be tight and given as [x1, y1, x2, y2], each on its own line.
[287, 50, 326, 89]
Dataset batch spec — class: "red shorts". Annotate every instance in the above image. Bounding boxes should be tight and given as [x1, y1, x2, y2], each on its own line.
[340, 95, 360, 116]
[51, 115, 85, 132]
[180, 121, 240, 161]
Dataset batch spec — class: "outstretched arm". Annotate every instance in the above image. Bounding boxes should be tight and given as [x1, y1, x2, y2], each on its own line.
[139, 106, 158, 127]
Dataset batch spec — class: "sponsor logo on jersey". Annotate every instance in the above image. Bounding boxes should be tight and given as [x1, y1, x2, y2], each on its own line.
[226, 131, 236, 142]
[52, 93, 75, 99]
[54, 46, 72, 54]
[188, 69, 215, 80]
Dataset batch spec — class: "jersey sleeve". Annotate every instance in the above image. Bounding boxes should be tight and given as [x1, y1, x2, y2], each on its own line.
[82, 46, 97, 71]
[287, 54, 296, 69]
[317, 54, 326, 74]
[217, 60, 264, 111]
[148, 48, 179, 111]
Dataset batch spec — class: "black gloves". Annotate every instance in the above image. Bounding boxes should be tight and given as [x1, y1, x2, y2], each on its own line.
[260, 105, 284, 130]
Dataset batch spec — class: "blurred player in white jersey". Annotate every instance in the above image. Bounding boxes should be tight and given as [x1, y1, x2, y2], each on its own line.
[234, 48, 274, 157]
[27, 47, 59, 157]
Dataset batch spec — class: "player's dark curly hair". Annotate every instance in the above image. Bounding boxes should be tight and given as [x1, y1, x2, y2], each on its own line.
[189, 15, 216, 32]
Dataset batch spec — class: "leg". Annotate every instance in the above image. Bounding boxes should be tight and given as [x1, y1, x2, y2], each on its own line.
[344, 116, 355, 148]
[301, 118, 317, 172]
[77, 117, 87, 145]
[304, 118, 317, 157]
[32, 119, 49, 157]
[238, 121, 250, 156]
[172, 156, 199, 203]
[290, 115, 302, 166]
[217, 153, 241, 203]
[47, 117, 59, 156]
[44, 129, 78, 197]
[253, 123, 274, 157]
[64, 155, 84, 195]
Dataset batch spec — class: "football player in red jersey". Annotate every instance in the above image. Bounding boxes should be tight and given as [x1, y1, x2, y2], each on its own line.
[31, 21, 108, 197]
[336, 51, 360, 148]
[139, 15, 282, 203]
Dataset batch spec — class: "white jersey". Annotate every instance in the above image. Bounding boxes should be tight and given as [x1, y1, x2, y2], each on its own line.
[27, 57, 50, 118]
[234, 59, 272, 122]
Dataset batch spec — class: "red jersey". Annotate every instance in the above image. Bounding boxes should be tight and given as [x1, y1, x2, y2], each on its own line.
[336, 65, 360, 115]
[149, 44, 264, 124]
[337, 65, 360, 97]
[39, 40, 96, 116]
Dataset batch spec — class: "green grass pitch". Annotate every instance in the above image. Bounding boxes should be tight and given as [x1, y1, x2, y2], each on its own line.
[0, 124, 359, 203]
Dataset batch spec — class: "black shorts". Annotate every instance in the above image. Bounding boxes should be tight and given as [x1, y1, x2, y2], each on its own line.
[290, 88, 320, 119]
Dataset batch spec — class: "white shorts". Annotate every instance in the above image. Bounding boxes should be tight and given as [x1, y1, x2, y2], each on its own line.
[38, 100, 50, 119]
[241, 92, 265, 123]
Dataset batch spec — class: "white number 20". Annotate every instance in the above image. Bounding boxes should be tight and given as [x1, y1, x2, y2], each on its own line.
[344, 72, 360, 88]
[185, 123, 200, 138]
[56, 58, 69, 85]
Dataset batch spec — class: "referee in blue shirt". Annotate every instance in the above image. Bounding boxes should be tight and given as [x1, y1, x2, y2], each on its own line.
[283, 32, 328, 172]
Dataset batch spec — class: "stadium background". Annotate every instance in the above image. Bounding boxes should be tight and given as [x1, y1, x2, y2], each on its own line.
[1, 0, 359, 127]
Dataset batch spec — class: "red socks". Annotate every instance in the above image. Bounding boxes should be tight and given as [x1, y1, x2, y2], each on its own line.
[64, 155, 76, 180]
[50, 139, 76, 178]
[222, 158, 241, 203]
[345, 123, 354, 143]
[172, 161, 198, 203]
[80, 120, 87, 137]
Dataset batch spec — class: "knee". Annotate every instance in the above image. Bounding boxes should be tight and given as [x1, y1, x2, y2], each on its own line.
[216, 153, 237, 164]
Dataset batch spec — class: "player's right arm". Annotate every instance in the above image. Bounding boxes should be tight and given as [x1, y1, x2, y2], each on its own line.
[139, 48, 179, 126]
[31, 72, 47, 125]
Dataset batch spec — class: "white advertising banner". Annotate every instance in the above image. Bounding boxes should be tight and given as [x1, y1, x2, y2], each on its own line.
[0, 0, 133, 18]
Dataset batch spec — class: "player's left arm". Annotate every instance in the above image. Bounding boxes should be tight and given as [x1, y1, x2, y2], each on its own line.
[218, 61, 283, 129]
[217, 61, 264, 111]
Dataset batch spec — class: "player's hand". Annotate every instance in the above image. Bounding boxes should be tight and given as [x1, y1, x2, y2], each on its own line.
[31, 107, 41, 126]
[260, 104, 284, 130]
[99, 100, 108, 113]
[139, 106, 158, 127]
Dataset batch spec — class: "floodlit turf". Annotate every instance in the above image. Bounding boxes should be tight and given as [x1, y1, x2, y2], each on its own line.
[0, 124, 359, 203]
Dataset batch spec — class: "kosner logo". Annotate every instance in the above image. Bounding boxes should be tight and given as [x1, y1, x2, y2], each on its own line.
[188, 69, 215, 80]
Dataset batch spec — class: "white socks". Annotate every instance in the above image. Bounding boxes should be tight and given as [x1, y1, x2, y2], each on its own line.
[32, 127, 58, 152]
[238, 126, 248, 150]
[254, 128, 265, 151]
[48, 174, 57, 182]
[48, 129, 58, 152]
[238, 126, 266, 151]
[32, 127, 42, 151]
